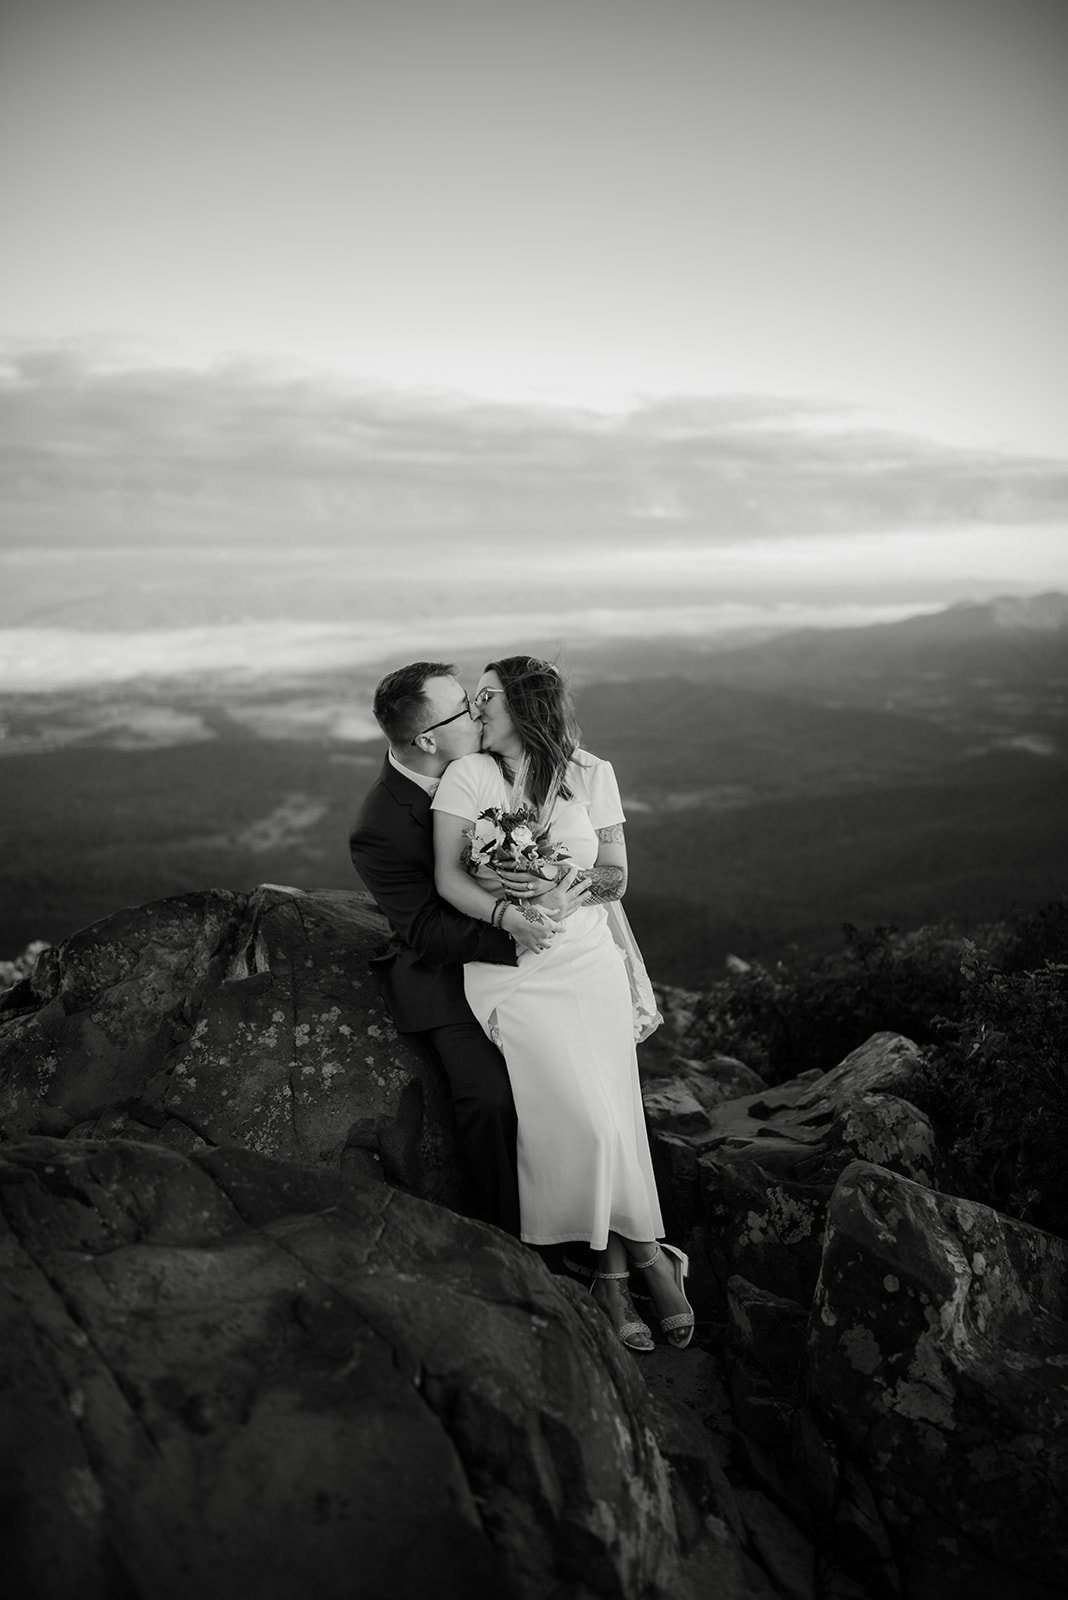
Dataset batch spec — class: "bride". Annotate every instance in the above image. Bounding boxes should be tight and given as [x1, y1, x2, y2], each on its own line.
[432, 654, 694, 1352]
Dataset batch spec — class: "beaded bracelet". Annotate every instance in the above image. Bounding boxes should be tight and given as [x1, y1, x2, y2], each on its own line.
[490, 899, 507, 929]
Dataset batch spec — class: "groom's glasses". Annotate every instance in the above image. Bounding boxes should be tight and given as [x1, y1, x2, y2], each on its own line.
[410, 694, 473, 745]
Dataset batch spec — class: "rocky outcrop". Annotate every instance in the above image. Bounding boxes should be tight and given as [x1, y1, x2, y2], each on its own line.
[641, 1055, 768, 1139]
[5, 889, 1065, 1598]
[810, 1160, 1068, 1600]
[0, 1135, 747, 1600]
[644, 1033, 1068, 1599]
[0, 890, 769, 1598]
[0, 887, 473, 1211]
[645, 1032, 949, 1313]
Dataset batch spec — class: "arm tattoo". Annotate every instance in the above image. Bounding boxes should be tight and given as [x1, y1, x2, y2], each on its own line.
[581, 864, 625, 903]
[596, 823, 624, 844]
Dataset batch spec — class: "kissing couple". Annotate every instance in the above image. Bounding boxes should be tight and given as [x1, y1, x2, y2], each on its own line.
[350, 655, 694, 1352]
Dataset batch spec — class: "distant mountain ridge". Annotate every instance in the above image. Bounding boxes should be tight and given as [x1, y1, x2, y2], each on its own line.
[905, 590, 1068, 636]
[687, 591, 1068, 715]
[983, 592, 1068, 631]
[733, 588, 1068, 653]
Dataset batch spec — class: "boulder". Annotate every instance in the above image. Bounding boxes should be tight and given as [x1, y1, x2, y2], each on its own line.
[643, 1057, 768, 1138]
[0, 889, 246, 1130]
[699, 1152, 833, 1311]
[724, 1278, 813, 1532]
[809, 1160, 1068, 1600]
[665, 1034, 948, 1309]
[0, 887, 473, 1212]
[643, 1077, 717, 1141]
[726, 1278, 808, 1423]
[0, 1135, 750, 1600]
[696, 1054, 769, 1100]
[649, 1039, 1067, 1599]
[731, 1488, 817, 1600]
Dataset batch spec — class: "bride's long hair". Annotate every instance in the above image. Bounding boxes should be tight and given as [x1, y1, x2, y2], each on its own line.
[486, 655, 583, 813]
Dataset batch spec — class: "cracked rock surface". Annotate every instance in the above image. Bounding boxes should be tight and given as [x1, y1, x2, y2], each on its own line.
[0, 1135, 750, 1600]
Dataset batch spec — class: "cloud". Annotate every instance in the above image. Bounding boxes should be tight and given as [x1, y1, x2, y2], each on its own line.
[1, 338, 1065, 555]
[0, 599, 955, 693]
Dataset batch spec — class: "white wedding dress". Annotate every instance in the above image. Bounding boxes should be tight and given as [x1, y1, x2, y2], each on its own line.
[432, 750, 664, 1250]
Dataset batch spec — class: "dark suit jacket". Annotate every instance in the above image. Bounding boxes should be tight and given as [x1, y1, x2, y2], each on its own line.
[349, 755, 516, 1033]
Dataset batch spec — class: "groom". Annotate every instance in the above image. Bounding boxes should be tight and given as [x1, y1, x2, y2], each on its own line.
[349, 661, 522, 1234]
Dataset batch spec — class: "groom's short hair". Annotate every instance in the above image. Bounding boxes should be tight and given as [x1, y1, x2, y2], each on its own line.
[372, 661, 456, 747]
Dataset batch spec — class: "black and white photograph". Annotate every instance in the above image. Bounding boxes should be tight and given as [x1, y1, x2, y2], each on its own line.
[2, 2, 1066, 1596]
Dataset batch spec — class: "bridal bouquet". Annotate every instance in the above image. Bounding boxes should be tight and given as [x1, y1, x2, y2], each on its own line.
[465, 805, 572, 881]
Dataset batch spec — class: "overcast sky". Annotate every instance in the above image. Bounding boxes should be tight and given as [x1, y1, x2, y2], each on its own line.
[2, 0, 1067, 634]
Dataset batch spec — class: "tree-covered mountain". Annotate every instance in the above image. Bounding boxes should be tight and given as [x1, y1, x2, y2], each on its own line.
[1, 595, 1065, 983]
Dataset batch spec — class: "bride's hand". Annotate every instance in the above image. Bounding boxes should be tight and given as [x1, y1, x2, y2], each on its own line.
[493, 866, 544, 898]
[500, 901, 561, 954]
[534, 862, 591, 918]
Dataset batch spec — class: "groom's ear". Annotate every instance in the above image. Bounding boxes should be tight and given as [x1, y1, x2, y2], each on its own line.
[412, 732, 436, 756]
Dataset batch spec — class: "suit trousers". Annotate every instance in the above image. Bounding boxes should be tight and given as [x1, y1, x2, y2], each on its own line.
[419, 1019, 521, 1238]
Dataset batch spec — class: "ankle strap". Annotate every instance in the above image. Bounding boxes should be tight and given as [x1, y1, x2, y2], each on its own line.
[593, 1269, 631, 1281]
[630, 1245, 660, 1271]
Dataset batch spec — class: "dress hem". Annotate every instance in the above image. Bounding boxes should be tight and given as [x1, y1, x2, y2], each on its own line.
[521, 1231, 665, 1250]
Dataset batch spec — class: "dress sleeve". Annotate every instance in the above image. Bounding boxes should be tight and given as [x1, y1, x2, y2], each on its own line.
[431, 753, 486, 821]
[584, 755, 626, 830]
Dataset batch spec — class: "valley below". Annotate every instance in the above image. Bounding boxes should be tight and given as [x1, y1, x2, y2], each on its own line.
[2, 597, 1066, 987]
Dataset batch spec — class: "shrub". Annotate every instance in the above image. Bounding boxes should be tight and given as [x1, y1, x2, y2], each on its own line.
[925, 943, 1068, 1236]
[998, 896, 1068, 975]
[681, 903, 1068, 1238]
[687, 922, 968, 1084]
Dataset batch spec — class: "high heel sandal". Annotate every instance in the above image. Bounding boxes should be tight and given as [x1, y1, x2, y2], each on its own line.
[590, 1270, 655, 1352]
[632, 1243, 695, 1350]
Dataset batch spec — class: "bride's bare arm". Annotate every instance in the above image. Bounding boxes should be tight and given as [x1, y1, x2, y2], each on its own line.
[433, 809, 560, 953]
[433, 809, 502, 921]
